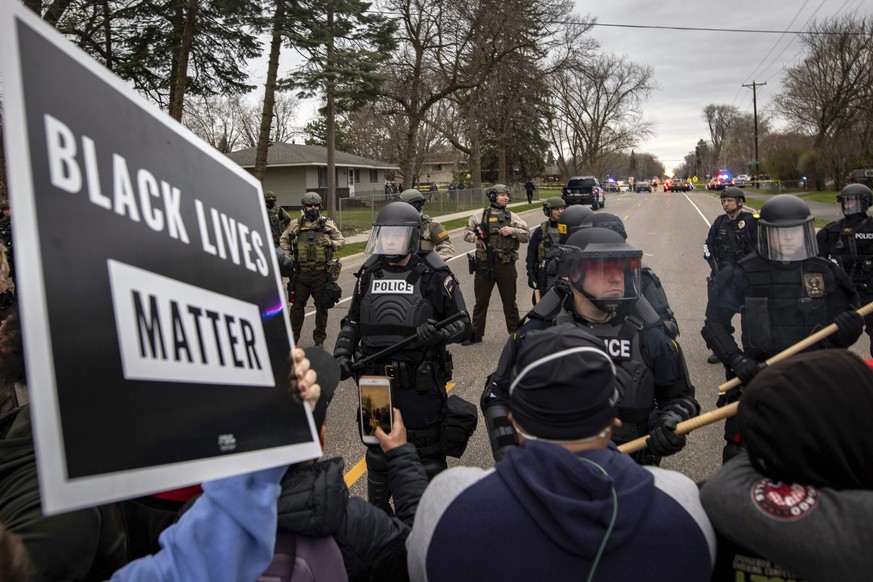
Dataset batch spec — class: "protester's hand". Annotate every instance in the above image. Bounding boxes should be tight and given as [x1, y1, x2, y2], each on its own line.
[288, 347, 320, 407]
[729, 354, 763, 385]
[833, 310, 864, 344]
[375, 408, 407, 453]
[416, 319, 443, 346]
[646, 415, 685, 457]
[336, 355, 354, 381]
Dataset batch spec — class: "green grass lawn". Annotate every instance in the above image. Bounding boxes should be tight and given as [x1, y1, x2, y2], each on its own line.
[797, 191, 840, 204]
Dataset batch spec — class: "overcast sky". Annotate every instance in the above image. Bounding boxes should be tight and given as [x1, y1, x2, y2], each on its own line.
[254, 0, 869, 172]
[578, 0, 869, 171]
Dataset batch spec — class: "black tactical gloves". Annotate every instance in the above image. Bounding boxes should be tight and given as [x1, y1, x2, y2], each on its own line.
[336, 356, 354, 381]
[647, 414, 685, 457]
[832, 310, 865, 346]
[416, 319, 444, 346]
[527, 276, 537, 290]
[729, 354, 763, 385]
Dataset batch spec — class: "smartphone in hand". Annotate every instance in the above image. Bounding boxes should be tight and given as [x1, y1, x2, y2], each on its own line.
[358, 376, 392, 445]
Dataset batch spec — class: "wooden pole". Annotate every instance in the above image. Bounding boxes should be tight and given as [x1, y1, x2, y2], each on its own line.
[618, 300, 873, 454]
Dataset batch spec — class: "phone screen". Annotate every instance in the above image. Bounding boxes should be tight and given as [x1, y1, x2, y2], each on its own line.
[361, 383, 392, 436]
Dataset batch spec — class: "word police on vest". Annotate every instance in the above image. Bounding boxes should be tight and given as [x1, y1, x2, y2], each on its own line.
[44, 113, 269, 277]
[603, 338, 631, 359]
[108, 260, 274, 386]
[371, 280, 415, 294]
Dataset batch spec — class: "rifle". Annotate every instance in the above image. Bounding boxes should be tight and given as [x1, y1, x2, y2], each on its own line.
[618, 299, 873, 454]
[472, 209, 497, 280]
[351, 311, 469, 373]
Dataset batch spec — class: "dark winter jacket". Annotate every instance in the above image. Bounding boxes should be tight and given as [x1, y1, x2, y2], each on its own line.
[0, 406, 127, 581]
[408, 441, 716, 581]
[278, 443, 428, 581]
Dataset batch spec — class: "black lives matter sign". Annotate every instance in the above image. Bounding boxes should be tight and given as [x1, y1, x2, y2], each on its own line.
[0, 5, 321, 513]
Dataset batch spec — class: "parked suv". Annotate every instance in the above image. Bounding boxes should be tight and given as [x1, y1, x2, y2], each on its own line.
[848, 169, 873, 187]
[562, 176, 606, 209]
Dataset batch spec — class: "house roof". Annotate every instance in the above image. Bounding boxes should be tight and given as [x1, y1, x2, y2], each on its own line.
[226, 142, 398, 170]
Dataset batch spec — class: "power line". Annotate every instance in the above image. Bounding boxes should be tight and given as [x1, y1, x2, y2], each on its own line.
[367, 10, 868, 36]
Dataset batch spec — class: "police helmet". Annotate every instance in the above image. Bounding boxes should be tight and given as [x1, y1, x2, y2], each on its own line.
[365, 202, 421, 261]
[301, 192, 322, 206]
[561, 227, 642, 313]
[400, 189, 427, 212]
[265, 191, 277, 201]
[757, 195, 817, 262]
[556, 205, 594, 243]
[487, 184, 511, 204]
[542, 196, 567, 216]
[579, 212, 627, 240]
[836, 183, 873, 217]
[720, 186, 745, 204]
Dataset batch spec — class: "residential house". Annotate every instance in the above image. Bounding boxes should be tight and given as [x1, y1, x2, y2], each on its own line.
[226, 142, 399, 209]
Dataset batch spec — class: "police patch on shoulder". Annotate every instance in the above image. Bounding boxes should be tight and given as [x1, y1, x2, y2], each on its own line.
[803, 273, 825, 298]
[443, 275, 456, 295]
[751, 478, 819, 521]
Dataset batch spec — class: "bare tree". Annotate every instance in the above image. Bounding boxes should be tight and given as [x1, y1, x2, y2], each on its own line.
[771, 14, 873, 187]
[183, 95, 247, 153]
[547, 52, 655, 180]
[702, 104, 740, 169]
[183, 93, 300, 153]
[237, 94, 301, 149]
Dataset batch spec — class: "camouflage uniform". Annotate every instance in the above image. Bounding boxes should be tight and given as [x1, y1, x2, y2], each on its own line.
[420, 215, 454, 260]
[267, 204, 292, 247]
[280, 216, 345, 345]
[464, 203, 530, 340]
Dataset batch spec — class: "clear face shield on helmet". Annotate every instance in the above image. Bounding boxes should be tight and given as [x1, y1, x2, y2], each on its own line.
[837, 193, 869, 217]
[364, 225, 420, 260]
[562, 249, 642, 312]
[757, 222, 818, 262]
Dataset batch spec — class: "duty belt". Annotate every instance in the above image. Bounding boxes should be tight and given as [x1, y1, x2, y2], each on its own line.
[298, 265, 327, 271]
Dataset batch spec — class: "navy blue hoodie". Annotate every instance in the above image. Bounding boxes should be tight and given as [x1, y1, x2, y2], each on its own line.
[407, 441, 715, 581]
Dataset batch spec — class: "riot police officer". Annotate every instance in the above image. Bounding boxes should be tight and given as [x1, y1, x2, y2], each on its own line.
[399, 188, 455, 260]
[702, 194, 863, 462]
[525, 197, 565, 304]
[265, 191, 292, 247]
[703, 187, 759, 363]
[280, 192, 345, 348]
[578, 212, 679, 338]
[817, 183, 873, 355]
[482, 227, 700, 465]
[463, 184, 530, 343]
[333, 202, 470, 510]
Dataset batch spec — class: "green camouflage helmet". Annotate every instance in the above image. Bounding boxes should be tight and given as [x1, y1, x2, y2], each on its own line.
[542, 196, 567, 216]
[264, 191, 277, 201]
[487, 183, 511, 203]
[301, 192, 322, 206]
[400, 189, 426, 205]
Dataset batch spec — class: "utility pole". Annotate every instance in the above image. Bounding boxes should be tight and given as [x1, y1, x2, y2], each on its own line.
[742, 81, 766, 179]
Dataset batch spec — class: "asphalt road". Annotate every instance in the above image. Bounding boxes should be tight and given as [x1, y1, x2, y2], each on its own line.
[301, 189, 868, 498]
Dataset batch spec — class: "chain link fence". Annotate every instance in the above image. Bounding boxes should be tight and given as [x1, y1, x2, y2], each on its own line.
[336, 185, 534, 232]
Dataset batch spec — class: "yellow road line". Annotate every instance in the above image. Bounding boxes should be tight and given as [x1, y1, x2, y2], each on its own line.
[343, 382, 455, 488]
